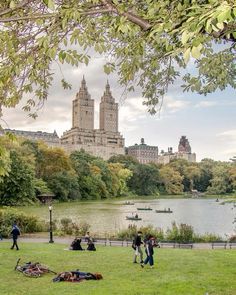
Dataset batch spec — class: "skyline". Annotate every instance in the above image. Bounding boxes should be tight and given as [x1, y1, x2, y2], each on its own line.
[1, 56, 236, 162]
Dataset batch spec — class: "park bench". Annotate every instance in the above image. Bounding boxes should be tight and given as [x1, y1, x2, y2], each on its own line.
[229, 242, 236, 249]
[159, 241, 176, 248]
[175, 242, 193, 249]
[108, 239, 132, 247]
[211, 241, 227, 249]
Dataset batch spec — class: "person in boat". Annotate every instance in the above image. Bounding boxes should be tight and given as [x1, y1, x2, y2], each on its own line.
[135, 213, 139, 219]
[133, 231, 143, 264]
[70, 237, 84, 251]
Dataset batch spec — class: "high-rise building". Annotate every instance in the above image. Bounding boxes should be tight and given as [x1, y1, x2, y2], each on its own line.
[61, 78, 125, 160]
[158, 136, 196, 164]
[126, 138, 159, 164]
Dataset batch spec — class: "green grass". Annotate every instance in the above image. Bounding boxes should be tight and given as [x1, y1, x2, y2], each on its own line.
[0, 242, 236, 295]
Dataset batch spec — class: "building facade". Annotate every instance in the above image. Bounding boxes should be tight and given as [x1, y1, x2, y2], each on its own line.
[126, 138, 159, 164]
[158, 136, 196, 164]
[0, 129, 60, 147]
[61, 78, 125, 160]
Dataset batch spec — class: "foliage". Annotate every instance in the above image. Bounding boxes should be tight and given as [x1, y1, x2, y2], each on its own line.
[127, 163, 160, 195]
[117, 223, 223, 243]
[0, 207, 45, 237]
[46, 171, 80, 201]
[206, 162, 232, 194]
[0, 1, 235, 118]
[159, 165, 184, 194]
[166, 222, 194, 243]
[0, 150, 36, 205]
[59, 218, 90, 236]
[117, 224, 164, 241]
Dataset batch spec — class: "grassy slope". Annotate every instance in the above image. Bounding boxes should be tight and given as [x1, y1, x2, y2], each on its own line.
[0, 242, 236, 295]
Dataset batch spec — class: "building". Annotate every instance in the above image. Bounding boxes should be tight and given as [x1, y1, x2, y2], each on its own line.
[60, 77, 125, 160]
[0, 128, 60, 147]
[126, 138, 159, 164]
[158, 136, 196, 164]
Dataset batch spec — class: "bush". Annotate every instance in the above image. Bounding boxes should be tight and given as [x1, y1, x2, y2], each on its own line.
[59, 218, 90, 236]
[193, 233, 223, 242]
[166, 222, 194, 242]
[117, 224, 164, 241]
[0, 207, 46, 237]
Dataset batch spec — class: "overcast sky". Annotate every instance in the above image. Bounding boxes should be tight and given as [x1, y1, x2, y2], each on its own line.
[1, 55, 236, 162]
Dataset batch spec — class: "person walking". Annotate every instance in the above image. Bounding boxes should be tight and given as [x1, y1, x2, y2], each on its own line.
[133, 231, 143, 264]
[141, 235, 156, 269]
[10, 222, 20, 250]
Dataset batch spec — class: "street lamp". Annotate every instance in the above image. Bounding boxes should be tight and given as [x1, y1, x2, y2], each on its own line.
[49, 205, 54, 243]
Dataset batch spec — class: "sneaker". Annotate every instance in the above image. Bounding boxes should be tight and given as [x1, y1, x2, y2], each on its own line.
[133, 261, 137, 263]
[150, 266, 154, 269]
[140, 260, 144, 264]
[141, 264, 144, 268]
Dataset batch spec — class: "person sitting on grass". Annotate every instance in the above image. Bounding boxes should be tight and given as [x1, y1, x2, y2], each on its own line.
[70, 238, 84, 251]
[87, 239, 96, 251]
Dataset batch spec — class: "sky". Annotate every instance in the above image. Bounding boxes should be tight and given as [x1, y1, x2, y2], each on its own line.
[1, 55, 236, 162]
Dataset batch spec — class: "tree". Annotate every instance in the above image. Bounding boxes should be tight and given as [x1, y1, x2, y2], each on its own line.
[128, 163, 160, 195]
[206, 162, 232, 194]
[159, 166, 184, 195]
[0, 0, 235, 117]
[0, 150, 36, 205]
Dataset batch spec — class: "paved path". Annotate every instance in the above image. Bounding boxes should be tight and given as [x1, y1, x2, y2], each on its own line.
[1, 237, 235, 249]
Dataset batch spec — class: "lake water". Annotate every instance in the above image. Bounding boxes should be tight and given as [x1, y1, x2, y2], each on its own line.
[19, 198, 236, 238]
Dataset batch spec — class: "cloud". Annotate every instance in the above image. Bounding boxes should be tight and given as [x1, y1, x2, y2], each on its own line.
[162, 95, 190, 113]
[217, 129, 236, 139]
[195, 100, 218, 108]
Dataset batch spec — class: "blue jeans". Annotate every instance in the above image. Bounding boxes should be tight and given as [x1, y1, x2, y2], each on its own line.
[144, 255, 153, 266]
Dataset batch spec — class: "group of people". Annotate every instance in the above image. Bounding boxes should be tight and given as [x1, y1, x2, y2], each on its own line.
[133, 231, 159, 269]
[8, 223, 157, 270]
[70, 232, 96, 251]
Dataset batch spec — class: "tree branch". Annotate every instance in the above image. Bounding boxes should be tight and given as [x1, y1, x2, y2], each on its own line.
[0, 0, 33, 17]
[100, 0, 152, 31]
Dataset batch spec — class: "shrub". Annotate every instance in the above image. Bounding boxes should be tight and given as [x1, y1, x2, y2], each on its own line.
[59, 218, 90, 236]
[117, 224, 164, 241]
[193, 233, 223, 242]
[0, 207, 45, 237]
[166, 222, 194, 242]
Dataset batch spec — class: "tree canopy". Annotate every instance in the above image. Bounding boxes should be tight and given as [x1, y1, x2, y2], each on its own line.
[0, 0, 235, 117]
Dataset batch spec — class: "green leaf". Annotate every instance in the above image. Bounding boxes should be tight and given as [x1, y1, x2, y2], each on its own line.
[9, 1, 16, 8]
[181, 31, 189, 45]
[191, 45, 202, 59]
[217, 8, 231, 22]
[183, 48, 191, 64]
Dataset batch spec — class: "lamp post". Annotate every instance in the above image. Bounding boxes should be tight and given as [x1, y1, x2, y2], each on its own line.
[49, 205, 54, 243]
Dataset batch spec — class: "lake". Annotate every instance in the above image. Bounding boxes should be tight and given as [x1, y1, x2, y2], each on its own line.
[18, 198, 236, 238]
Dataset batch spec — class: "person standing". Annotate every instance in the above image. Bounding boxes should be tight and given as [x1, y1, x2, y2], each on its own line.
[10, 222, 20, 250]
[133, 231, 143, 264]
[141, 235, 156, 269]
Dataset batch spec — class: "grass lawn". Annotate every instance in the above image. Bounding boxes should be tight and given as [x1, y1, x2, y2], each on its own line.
[0, 242, 236, 295]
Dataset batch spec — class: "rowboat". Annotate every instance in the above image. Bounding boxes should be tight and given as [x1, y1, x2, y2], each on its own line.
[126, 216, 142, 221]
[155, 209, 173, 213]
[137, 207, 152, 211]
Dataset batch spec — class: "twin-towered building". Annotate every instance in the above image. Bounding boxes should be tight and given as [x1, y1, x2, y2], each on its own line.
[60, 77, 125, 159]
[1, 77, 196, 164]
